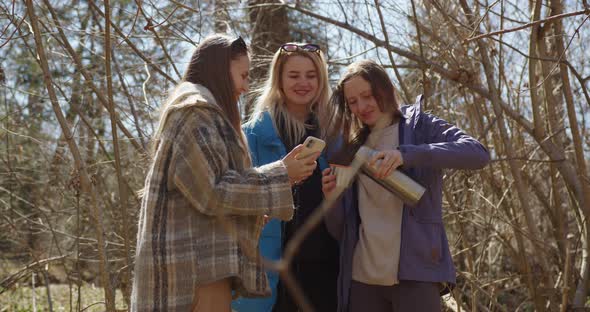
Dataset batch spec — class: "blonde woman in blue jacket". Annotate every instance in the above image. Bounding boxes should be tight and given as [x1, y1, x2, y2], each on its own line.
[232, 43, 339, 312]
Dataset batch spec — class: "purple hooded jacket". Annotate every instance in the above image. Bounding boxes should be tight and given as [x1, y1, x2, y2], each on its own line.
[325, 96, 490, 312]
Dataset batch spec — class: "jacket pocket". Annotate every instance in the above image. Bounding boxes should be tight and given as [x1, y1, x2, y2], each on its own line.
[409, 188, 442, 223]
[405, 219, 444, 268]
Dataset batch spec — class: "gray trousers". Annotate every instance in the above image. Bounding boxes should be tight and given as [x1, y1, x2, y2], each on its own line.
[349, 280, 442, 312]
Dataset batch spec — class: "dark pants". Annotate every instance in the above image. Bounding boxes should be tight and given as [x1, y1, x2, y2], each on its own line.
[273, 260, 339, 312]
[349, 280, 442, 312]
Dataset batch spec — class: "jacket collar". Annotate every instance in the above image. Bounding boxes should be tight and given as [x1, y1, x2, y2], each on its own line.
[248, 111, 285, 148]
[400, 94, 423, 127]
[399, 94, 424, 146]
[167, 82, 217, 108]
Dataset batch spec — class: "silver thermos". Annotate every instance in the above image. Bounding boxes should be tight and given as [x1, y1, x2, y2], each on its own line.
[354, 146, 426, 206]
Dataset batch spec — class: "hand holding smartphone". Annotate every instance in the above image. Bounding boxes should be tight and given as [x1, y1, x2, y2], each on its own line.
[296, 136, 326, 160]
[283, 137, 324, 186]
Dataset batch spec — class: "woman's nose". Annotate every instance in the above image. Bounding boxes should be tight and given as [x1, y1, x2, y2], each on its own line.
[297, 77, 311, 85]
[242, 80, 249, 93]
[357, 100, 368, 111]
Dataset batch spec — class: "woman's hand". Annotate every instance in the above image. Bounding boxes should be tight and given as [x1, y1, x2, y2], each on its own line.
[368, 149, 404, 179]
[282, 144, 320, 186]
[321, 168, 337, 197]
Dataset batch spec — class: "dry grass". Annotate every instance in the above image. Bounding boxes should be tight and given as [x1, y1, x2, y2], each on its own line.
[0, 283, 127, 312]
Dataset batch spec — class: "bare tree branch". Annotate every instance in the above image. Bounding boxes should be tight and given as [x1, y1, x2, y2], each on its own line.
[465, 8, 590, 42]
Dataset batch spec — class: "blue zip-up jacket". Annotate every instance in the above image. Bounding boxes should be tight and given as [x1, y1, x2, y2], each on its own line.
[325, 96, 491, 312]
[232, 111, 329, 312]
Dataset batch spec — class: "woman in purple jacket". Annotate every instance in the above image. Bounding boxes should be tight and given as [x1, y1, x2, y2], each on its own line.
[321, 60, 490, 312]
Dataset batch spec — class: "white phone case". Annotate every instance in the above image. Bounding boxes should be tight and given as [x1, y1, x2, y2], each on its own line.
[297, 136, 326, 159]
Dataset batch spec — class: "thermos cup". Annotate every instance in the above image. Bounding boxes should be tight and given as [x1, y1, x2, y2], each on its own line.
[354, 146, 426, 206]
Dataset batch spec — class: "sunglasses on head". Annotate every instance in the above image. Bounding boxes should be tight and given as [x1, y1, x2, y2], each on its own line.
[231, 36, 247, 50]
[280, 43, 321, 53]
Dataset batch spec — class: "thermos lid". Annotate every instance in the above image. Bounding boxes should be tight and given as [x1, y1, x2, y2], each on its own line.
[355, 146, 374, 162]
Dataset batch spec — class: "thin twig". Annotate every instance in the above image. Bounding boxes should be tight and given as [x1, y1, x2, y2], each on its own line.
[104, 0, 132, 306]
[41, 0, 145, 153]
[134, 0, 182, 79]
[410, 0, 429, 107]
[87, 0, 177, 83]
[465, 8, 590, 42]
[0, 6, 27, 49]
[373, 0, 412, 104]
[0, 255, 68, 294]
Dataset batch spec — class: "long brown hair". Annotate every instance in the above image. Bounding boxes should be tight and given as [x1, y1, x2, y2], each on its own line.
[149, 34, 248, 160]
[140, 35, 249, 196]
[183, 34, 248, 132]
[326, 59, 402, 164]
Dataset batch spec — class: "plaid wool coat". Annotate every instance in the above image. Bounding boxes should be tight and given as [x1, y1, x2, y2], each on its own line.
[131, 83, 295, 311]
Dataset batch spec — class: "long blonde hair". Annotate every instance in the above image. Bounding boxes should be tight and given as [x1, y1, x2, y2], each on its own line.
[249, 44, 330, 147]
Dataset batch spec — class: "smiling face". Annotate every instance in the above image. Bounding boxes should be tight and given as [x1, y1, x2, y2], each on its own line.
[281, 55, 319, 111]
[343, 75, 389, 127]
[230, 54, 250, 101]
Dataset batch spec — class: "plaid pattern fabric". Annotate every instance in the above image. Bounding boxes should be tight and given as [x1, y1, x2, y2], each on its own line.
[131, 83, 294, 312]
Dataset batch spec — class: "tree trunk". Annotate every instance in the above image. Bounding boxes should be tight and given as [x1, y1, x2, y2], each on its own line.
[245, 0, 291, 117]
[549, 0, 590, 307]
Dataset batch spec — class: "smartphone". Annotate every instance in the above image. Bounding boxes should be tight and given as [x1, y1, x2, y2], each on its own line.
[296, 136, 326, 159]
[330, 164, 354, 188]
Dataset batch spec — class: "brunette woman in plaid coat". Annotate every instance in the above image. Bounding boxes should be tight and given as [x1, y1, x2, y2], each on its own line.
[131, 34, 320, 312]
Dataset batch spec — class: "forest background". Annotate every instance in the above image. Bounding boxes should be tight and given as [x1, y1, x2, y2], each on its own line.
[1, 0, 590, 311]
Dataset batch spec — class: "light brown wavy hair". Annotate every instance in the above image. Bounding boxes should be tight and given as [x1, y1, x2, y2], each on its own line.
[326, 59, 402, 164]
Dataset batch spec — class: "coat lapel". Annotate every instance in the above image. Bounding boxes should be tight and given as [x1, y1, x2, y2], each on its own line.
[399, 95, 424, 176]
[257, 112, 288, 157]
